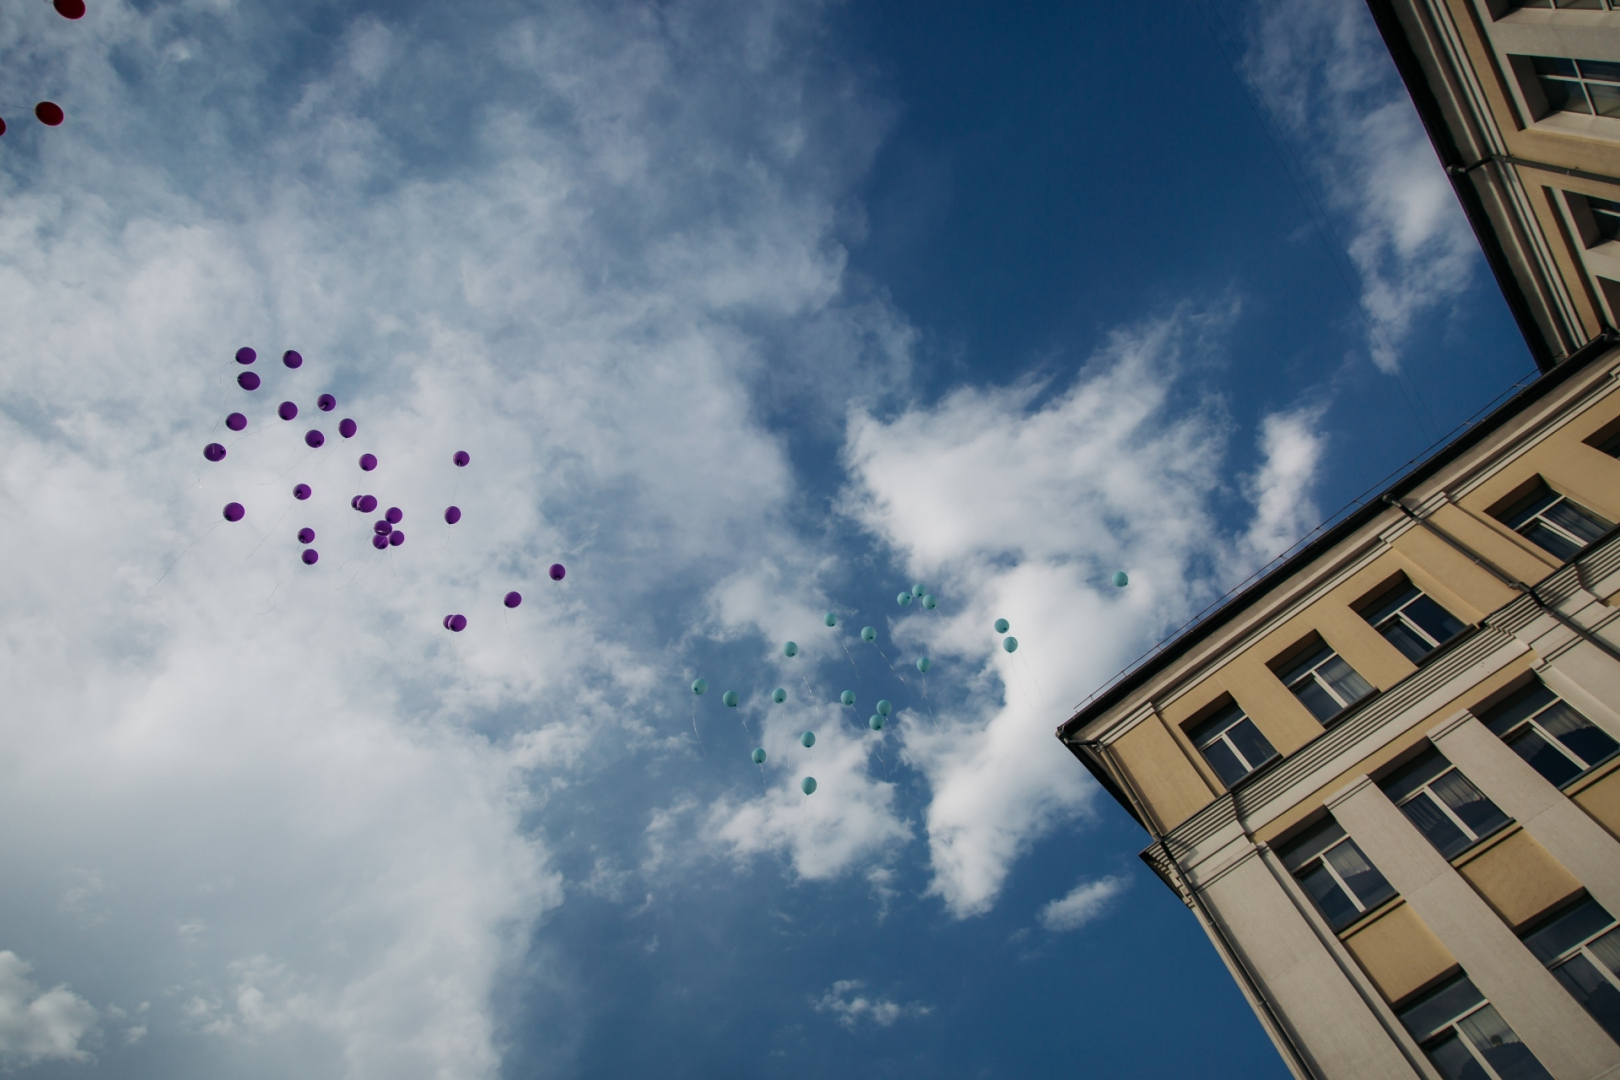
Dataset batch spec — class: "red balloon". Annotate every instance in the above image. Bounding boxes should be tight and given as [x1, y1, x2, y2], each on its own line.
[35, 102, 64, 127]
[54, 0, 86, 18]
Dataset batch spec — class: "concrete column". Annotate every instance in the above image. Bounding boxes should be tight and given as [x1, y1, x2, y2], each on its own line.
[1429, 710, 1620, 919]
[1329, 776, 1620, 1080]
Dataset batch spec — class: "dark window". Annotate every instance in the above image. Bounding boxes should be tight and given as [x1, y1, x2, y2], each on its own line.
[1589, 196, 1620, 245]
[1278, 817, 1398, 931]
[1495, 480, 1612, 562]
[1275, 640, 1374, 724]
[1522, 898, 1620, 1044]
[1398, 973, 1554, 1080]
[1382, 747, 1511, 859]
[1509, 0, 1620, 10]
[1480, 680, 1619, 788]
[1359, 578, 1467, 663]
[1528, 55, 1620, 118]
[1186, 701, 1278, 788]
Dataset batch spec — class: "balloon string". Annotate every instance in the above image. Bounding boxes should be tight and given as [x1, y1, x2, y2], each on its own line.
[874, 644, 911, 691]
[259, 445, 321, 488]
[691, 698, 706, 757]
[839, 638, 861, 679]
[151, 519, 224, 588]
[259, 567, 297, 615]
[242, 497, 296, 563]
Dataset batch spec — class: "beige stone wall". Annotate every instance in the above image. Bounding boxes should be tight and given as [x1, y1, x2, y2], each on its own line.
[1573, 762, 1620, 840]
[1454, 827, 1583, 928]
[1341, 901, 1458, 1004]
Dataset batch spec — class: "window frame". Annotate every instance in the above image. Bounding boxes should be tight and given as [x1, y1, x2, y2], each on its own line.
[1277, 817, 1399, 932]
[1398, 973, 1554, 1080]
[1381, 748, 1512, 860]
[1493, 478, 1614, 562]
[1521, 897, 1620, 1043]
[1479, 680, 1620, 789]
[1272, 637, 1375, 725]
[1355, 576, 1468, 665]
[1185, 700, 1278, 789]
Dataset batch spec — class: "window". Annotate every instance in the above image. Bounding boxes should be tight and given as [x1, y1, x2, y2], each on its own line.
[1522, 897, 1620, 1043]
[1479, 680, 1619, 788]
[1495, 480, 1613, 562]
[1274, 639, 1374, 724]
[1278, 817, 1398, 931]
[1398, 973, 1554, 1080]
[1586, 196, 1620, 245]
[1509, 0, 1620, 11]
[1186, 701, 1277, 787]
[1357, 577, 1467, 664]
[1381, 747, 1511, 860]
[1525, 56, 1620, 118]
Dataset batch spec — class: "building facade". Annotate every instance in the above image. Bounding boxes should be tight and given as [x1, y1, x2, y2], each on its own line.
[1369, 0, 1620, 368]
[1058, 345, 1620, 1079]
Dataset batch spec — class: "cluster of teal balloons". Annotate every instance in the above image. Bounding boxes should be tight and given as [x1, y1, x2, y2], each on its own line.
[994, 617, 1017, 653]
[896, 583, 937, 609]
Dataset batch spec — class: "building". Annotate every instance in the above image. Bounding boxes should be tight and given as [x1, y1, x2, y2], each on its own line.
[1367, 0, 1620, 369]
[1056, 343, 1620, 1078]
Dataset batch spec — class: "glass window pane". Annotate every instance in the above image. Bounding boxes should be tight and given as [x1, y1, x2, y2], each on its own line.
[1199, 738, 1250, 788]
[1188, 701, 1245, 747]
[1400, 975, 1486, 1042]
[1540, 702, 1620, 769]
[1520, 519, 1584, 562]
[1382, 748, 1453, 804]
[1380, 617, 1435, 662]
[1298, 862, 1361, 930]
[1506, 726, 1584, 788]
[1278, 817, 1348, 872]
[1426, 1033, 1490, 1080]
[1318, 654, 1374, 706]
[1277, 642, 1333, 687]
[1592, 81, 1620, 118]
[1588, 926, 1620, 975]
[1403, 791, 1474, 859]
[1579, 58, 1620, 83]
[1431, 770, 1511, 841]
[1543, 497, 1612, 543]
[1323, 839, 1398, 912]
[1533, 57, 1580, 78]
[1226, 719, 1277, 774]
[1364, 583, 1422, 627]
[1480, 683, 1560, 738]
[1523, 898, 1617, 964]
[1460, 1005, 1555, 1080]
[1502, 484, 1563, 530]
[1553, 954, 1620, 1042]
[1291, 676, 1343, 723]
[1546, 77, 1593, 114]
[1404, 595, 1466, 648]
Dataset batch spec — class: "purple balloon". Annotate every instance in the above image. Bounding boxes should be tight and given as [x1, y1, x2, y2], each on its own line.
[358, 494, 378, 513]
[317, 394, 336, 412]
[371, 534, 388, 550]
[389, 530, 405, 547]
[453, 450, 470, 467]
[504, 591, 522, 609]
[223, 502, 245, 522]
[359, 453, 377, 472]
[235, 347, 256, 365]
[294, 483, 312, 500]
[282, 350, 303, 369]
[203, 442, 226, 462]
[450, 614, 467, 632]
[302, 548, 319, 565]
[226, 412, 247, 432]
[305, 429, 325, 448]
[549, 563, 566, 581]
[373, 520, 391, 535]
[351, 495, 362, 510]
[338, 418, 357, 439]
[278, 401, 298, 421]
[238, 371, 261, 391]
[444, 505, 462, 525]
[297, 527, 315, 544]
[385, 506, 402, 524]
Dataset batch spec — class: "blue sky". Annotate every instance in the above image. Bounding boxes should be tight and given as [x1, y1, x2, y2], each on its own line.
[0, 1, 1536, 1078]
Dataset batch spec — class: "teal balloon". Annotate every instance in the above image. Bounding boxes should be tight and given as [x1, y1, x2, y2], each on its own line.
[912, 583, 925, 598]
[876, 699, 892, 716]
[784, 641, 798, 657]
[860, 625, 876, 642]
[994, 618, 1009, 633]
[692, 679, 708, 695]
[868, 714, 884, 731]
[840, 690, 855, 706]
[897, 591, 912, 606]
[916, 657, 931, 673]
[824, 612, 837, 627]
[772, 688, 787, 704]
[752, 748, 767, 764]
[722, 690, 739, 707]
[800, 731, 816, 748]
[922, 594, 937, 609]
[1003, 636, 1018, 653]
[801, 776, 817, 795]
[1112, 571, 1129, 587]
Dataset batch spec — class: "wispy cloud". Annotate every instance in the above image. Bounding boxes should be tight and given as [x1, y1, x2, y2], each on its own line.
[1039, 875, 1130, 933]
[1242, 0, 1477, 371]
[0, 951, 97, 1065]
[814, 980, 930, 1029]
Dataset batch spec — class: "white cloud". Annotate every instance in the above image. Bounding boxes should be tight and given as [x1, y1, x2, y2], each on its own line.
[1242, 406, 1326, 564]
[813, 979, 930, 1029]
[1243, 0, 1477, 371]
[1039, 875, 1130, 933]
[0, 951, 97, 1065]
